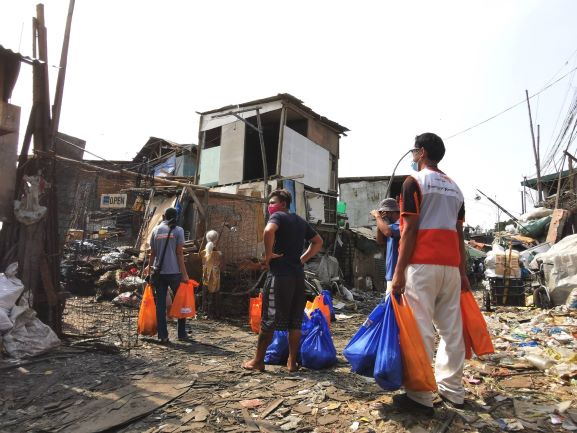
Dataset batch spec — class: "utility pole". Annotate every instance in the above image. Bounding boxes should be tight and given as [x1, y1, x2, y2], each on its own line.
[50, 0, 75, 139]
[555, 122, 577, 208]
[523, 176, 528, 213]
[525, 90, 543, 203]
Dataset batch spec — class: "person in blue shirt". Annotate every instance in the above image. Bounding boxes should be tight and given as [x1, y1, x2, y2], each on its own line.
[371, 198, 401, 293]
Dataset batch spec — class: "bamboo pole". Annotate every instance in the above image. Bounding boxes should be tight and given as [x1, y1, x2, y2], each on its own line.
[37, 151, 266, 203]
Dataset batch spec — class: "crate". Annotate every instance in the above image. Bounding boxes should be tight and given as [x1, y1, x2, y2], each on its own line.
[488, 277, 530, 307]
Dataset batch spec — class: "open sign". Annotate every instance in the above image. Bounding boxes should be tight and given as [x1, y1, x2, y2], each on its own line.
[100, 194, 127, 209]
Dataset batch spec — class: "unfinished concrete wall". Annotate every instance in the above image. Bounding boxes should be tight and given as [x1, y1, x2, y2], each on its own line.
[339, 180, 389, 228]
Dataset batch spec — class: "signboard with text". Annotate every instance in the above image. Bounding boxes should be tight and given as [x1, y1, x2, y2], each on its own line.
[100, 194, 127, 209]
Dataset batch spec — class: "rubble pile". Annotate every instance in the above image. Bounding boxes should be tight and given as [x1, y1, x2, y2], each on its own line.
[1, 288, 575, 432]
[60, 244, 144, 302]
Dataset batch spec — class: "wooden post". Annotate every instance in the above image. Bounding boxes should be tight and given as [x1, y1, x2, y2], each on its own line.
[50, 0, 75, 138]
[525, 90, 543, 203]
[194, 130, 206, 186]
[255, 108, 269, 198]
[276, 106, 287, 176]
[565, 150, 577, 194]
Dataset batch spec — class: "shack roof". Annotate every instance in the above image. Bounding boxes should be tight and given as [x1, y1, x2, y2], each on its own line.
[133, 137, 196, 163]
[198, 93, 349, 135]
[522, 170, 572, 188]
[338, 175, 409, 184]
[522, 169, 573, 196]
[349, 227, 377, 241]
[0, 44, 41, 65]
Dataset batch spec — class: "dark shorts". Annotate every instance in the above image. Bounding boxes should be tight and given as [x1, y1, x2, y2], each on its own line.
[261, 274, 306, 332]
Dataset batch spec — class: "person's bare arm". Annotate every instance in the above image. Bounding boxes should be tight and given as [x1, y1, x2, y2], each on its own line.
[371, 210, 393, 240]
[300, 234, 323, 264]
[176, 244, 189, 282]
[144, 234, 156, 276]
[457, 221, 471, 292]
[391, 214, 419, 294]
[145, 249, 156, 276]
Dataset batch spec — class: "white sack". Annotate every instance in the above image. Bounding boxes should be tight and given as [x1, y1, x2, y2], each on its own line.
[534, 234, 577, 306]
[519, 207, 553, 222]
[3, 306, 60, 358]
[0, 263, 25, 311]
[0, 309, 12, 333]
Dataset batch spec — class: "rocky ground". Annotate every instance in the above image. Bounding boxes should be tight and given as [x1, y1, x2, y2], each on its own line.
[1, 292, 576, 433]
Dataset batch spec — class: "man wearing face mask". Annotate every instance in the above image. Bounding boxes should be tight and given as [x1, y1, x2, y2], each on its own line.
[391, 133, 469, 416]
[243, 188, 324, 373]
[370, 198, 401, 293]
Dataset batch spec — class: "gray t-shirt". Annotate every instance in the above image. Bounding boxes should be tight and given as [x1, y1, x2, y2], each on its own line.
[150, 221, 185, 275]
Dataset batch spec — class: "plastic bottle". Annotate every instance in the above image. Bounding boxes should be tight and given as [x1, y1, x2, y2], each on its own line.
[524, 354, 554, 370]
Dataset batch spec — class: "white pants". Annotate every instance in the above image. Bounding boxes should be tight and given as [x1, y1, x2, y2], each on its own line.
[404, 264, 465, 407]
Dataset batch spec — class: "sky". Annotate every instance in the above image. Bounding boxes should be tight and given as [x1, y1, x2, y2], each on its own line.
[2, 0, 577, 229]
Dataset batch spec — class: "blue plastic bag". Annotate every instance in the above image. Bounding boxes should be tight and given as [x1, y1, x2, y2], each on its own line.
[373, 295, 402, 390]
[298, 312, 313, 364]
[300, 309, 337, 370]
[322, 289, 336, 322]
[343, 302, 387, 376]
[264, 331, 289, 365]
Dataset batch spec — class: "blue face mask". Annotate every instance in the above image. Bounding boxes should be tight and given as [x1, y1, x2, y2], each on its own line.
[410, 161, 419, 171]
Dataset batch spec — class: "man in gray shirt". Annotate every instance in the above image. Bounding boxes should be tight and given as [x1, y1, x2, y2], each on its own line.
[147, 207, 190, 343]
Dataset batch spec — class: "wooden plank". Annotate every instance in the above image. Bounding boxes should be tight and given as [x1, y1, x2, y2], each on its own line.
[58, 377, 192, 433]
[186, 186, 205, 217]
[260, 398, 283, 419]
[546, 209, 570, 244]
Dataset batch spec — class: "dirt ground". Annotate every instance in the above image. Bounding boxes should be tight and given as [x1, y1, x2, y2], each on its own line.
[1, 293, 576, 433]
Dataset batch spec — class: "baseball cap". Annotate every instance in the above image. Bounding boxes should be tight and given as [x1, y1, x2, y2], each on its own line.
[377, 198, 400, 212]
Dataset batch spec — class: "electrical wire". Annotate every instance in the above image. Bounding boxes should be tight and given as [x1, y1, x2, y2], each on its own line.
[444, 65, 577, 141]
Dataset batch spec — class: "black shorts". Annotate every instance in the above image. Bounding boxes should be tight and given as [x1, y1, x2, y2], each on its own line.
[261, 274, 306, 332]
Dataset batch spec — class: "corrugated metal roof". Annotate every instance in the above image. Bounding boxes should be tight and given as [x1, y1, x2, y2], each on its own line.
[198, 93, 349, 135]
[0, 44, 42, 65]
[339, 175, 409, 184]
[349, 227, 377, 241]
[133, 137, 197, 162]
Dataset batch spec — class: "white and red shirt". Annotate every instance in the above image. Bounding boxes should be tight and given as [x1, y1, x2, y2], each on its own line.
[400, 167, 465, 267]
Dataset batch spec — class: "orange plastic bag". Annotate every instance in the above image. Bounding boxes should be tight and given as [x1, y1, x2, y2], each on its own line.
[461, 290, 494, 357]
[169, 280, 199, 319]
[391, 294, 437, 392]
[463, 321, 473, 360]
[249, 293, 262, 334]
[137, 284, 157, 336]
[305, 295, 331, 327]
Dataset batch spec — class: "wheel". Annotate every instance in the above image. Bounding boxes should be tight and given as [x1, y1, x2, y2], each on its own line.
[533, 286, 552, 309]
[304, 279, 320, 301]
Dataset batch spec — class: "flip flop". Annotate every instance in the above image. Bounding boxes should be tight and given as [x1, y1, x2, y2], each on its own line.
[241, 361, 265, 372]
[287, 363, 301, 373]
